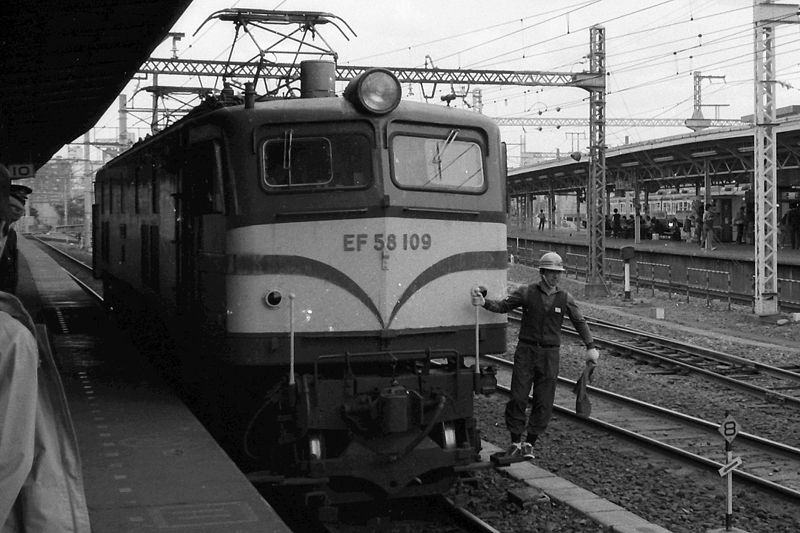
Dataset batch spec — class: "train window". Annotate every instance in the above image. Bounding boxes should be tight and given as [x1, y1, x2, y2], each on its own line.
[261, 133, 371, 190]
[391, 133, 484, 192]
[100, 181, 108, 214]
[134, 167, 140, 214]
[186, 141, 226, 214]
[119, 175, 125, 214]
[151, 164, 159, 214]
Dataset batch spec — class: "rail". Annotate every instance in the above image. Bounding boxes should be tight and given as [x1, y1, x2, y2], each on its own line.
[485, 352, 800, 501]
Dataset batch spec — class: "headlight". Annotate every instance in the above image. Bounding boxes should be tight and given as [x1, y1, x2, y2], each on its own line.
[344, 68, 401, 115]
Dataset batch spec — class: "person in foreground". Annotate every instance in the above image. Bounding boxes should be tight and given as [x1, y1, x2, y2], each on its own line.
[0, 165, 90, 532]
[472, 252, 599, 459]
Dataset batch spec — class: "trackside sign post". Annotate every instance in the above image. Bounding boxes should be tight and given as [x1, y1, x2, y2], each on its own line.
[716, 412, 741, 532]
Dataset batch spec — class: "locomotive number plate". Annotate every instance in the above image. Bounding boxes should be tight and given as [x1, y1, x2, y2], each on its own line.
[343, 233, 432, 252]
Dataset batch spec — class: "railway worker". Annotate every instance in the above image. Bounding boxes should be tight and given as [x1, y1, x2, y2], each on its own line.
[472, 252, 599, 459]
[0, 184, 32, 293]
[0, 165, 89, 532]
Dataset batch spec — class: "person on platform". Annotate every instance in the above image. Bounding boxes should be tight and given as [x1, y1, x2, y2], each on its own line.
[733, 206, 746, 245]
[668, 217, 682, 241]
[702, 203, 716, 250]
[0, 184, 32, 294]
[641, 215, 652, 240]
[0, 165, 89, 532]
[786, 203, 800, 250]
[611, 209, 622, 238]
[694, 202, 705, 245]
[626, 214, 636, 238]
[471, 252, 599, 459]
[683, 214, 694, 242]
[537, 209, 546, 231]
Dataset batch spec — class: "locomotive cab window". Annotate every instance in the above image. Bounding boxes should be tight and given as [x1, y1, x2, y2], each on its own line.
[391, 130, 485, 193]
[261, 131, 372, 190]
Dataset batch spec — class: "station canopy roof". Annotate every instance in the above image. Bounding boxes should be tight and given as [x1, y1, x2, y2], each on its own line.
[508, 117, 800, 196]
[0, 0, 192, 171]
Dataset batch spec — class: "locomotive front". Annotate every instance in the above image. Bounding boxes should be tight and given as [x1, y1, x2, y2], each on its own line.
[92, 61, 508, 507]
[218, 64, 508, 504]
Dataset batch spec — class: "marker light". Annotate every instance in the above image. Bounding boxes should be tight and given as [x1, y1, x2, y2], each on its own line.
[344, 68, 401, 115]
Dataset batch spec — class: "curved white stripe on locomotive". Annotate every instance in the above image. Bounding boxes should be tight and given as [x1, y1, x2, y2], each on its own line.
[225, 218, 507, 334]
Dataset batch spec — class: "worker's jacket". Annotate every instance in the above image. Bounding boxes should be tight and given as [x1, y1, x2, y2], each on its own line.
[483, 281, 594, 348]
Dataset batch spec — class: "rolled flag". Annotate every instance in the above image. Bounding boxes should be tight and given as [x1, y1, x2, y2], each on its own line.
[573, 360, 596, 418]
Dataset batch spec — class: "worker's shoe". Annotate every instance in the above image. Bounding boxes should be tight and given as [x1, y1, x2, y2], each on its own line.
[505, 442, 524, 458]
[520, 441, 535, 460]
[505, 441, 534, 460]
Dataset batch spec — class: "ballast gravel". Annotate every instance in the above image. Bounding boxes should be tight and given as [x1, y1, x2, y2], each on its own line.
[448, 264, 800, 533]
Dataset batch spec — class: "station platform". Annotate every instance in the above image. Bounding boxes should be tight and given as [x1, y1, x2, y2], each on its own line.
[508, 224, 800, 266]
[13, 237, 291, 533]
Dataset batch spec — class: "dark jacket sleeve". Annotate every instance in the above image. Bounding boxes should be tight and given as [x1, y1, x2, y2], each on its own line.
[564, 291, 594, 348]
[483, 285, 526, 314]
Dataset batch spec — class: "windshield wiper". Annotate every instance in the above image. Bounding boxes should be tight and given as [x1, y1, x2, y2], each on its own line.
[431, 129, 460, 178]
[282, 129, 293, 170]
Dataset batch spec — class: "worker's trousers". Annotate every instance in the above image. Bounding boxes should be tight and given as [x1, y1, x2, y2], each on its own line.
[504, 342, 560, 438]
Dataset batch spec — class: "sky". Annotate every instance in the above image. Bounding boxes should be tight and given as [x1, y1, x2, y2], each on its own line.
[79, 0, 800, 166]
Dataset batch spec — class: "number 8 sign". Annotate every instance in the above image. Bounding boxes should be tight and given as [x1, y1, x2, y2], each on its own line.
[718, 414, 740, 443]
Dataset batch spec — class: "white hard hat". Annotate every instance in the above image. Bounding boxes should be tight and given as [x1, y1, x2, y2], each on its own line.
[538, 252, 565, 272]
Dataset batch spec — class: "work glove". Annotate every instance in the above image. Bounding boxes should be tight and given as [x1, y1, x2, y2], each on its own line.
[471, 286, 487, 306]
[585, 347, 600, 364]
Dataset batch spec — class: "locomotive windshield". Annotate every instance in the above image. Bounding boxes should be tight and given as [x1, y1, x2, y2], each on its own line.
[262, 132, 372, 190]
[392, 131, 484, 192]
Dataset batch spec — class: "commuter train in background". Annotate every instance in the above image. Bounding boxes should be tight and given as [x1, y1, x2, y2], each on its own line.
[608, 185, 749, 241]
[93, 61, 507, 508]
[609, 185, 748, 221]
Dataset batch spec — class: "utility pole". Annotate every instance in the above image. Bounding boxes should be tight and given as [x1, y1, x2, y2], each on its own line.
[83, 132, 91, 248]
[753, 0, 799, 316]
[585, 25, 608, 297]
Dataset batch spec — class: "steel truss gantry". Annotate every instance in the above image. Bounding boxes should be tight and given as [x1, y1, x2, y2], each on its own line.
[493, 117, 746, 128]
[753, 0, 799, 316]
[137, 58, 603, 91]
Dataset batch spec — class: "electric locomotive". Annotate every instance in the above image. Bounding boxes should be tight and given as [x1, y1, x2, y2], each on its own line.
[94, 61, 507, 505]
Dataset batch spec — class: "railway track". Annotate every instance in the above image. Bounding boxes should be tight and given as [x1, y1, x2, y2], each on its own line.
[508, 309, 800, 408]
[320, 495, 501, 533]
[30, 236, 102, 298]
[485, 353, 800, 502]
